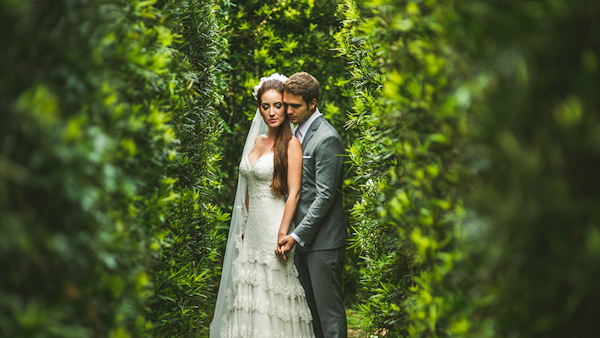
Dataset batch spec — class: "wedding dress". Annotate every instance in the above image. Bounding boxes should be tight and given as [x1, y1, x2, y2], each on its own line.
[215, 151, 314, 338]
[211, 74, 314, 338]
[212, 151, 314, 338]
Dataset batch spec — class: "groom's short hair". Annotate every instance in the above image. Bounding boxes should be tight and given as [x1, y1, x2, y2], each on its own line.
[284, 72, 320, 107]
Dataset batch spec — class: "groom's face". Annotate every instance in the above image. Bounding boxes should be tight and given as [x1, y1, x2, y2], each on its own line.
[283, 91, 315, 126]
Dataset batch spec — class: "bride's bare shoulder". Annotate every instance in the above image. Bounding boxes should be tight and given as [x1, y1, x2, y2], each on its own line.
[254, 134, 267, 144]
[287, 136, 302, 154]
[288, 136, 301, 148]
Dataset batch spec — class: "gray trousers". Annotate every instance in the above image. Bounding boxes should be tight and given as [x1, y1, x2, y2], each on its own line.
[295, 248, 347, 338]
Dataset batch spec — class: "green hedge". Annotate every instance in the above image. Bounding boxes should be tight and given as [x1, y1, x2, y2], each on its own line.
[144, 1, 229, 336]
[338, 0, 600, 337]
[0, 0, 226, 336]
[454, 1, 600, 336]
[337, 0, 470, 335]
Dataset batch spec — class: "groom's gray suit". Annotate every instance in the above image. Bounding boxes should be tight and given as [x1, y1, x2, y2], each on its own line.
[292, 114, 348, 338]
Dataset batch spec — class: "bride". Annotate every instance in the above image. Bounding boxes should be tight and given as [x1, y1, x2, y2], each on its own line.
[210, 73, 315, 338]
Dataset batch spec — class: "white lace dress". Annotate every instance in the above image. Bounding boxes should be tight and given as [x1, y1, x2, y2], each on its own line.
[219, 152, 314, 338]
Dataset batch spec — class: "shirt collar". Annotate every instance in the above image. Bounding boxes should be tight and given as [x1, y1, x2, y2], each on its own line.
[296, 108, 322, 137]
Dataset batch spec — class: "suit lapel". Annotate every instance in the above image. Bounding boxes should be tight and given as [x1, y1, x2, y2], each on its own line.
[301, 115, 325, 147]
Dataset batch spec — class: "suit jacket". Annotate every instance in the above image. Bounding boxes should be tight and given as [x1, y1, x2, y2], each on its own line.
[293, 115, 348, 252]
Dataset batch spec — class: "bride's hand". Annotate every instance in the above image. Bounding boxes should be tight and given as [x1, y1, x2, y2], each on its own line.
[274, 244, 287, 262]
[275, 232, 286, 259]
[275, 235, 297, 262]
[275, 245, 285, 262]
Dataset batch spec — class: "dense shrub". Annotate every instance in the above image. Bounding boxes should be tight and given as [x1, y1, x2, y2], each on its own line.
[0, 0, 225, 336]
[338, 0, 600, 337]
[144, 1, 229, 336]
[454, 1, 600, 337]
[337, 0, 471, 335]
[335, 1, 407, 332]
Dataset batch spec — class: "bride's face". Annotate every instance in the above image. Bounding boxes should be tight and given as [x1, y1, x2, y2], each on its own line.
[259, 89, 286, 129]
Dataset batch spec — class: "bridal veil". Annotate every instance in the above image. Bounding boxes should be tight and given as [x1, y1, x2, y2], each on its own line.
[209, 109, 267, 338]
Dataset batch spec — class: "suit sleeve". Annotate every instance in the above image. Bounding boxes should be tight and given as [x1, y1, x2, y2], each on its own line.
[293, 134, 344, 245]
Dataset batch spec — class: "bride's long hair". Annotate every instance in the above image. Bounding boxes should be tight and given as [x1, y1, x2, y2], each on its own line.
[257, 79, 292, 196]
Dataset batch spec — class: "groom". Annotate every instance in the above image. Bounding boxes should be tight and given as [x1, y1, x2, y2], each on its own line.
[277, 72, 348, 338]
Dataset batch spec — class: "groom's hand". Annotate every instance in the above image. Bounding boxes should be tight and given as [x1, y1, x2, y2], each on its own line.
[275, 232, 287, 261]
[275, 235, 297, 262]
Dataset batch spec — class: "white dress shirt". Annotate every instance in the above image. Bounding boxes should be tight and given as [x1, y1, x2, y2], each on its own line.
[291, 109, 322, 246]
[294, 108, 322, 144]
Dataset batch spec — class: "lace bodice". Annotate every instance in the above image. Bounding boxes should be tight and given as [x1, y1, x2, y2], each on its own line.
[241, 152, 281, 210]
[239, 152, 287, 254]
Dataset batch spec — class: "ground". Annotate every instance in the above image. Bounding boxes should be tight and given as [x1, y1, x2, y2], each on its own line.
[347, 309, 385, 338]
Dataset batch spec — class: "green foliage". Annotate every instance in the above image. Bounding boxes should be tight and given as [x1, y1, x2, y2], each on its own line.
[338, 0, 600, 337]
[4, 0, 596, 336]
[144, 1, 229, 336]
[337, 0, 471, 336]
[453, 1, 600, 337]
[336, 1, 409, 333]
[0, 0, 225, 336]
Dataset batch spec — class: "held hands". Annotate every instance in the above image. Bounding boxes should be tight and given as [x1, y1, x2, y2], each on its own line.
[275, 234, 297, 262]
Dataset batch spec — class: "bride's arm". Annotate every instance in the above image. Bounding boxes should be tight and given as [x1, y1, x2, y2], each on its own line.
[277, 137, 303, 241]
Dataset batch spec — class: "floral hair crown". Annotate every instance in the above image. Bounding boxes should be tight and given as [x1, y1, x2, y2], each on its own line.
[252, 73, 288, 100]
